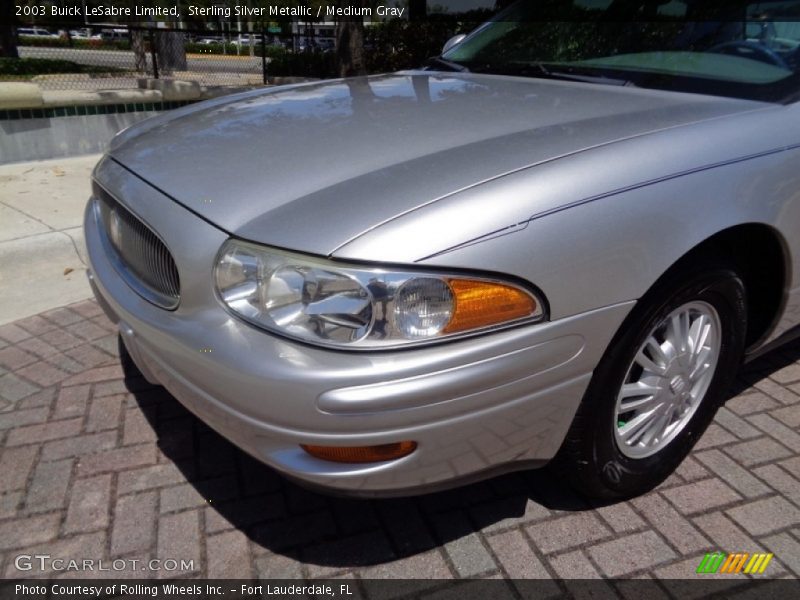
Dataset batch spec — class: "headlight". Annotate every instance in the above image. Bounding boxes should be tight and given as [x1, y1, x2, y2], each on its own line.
[214, 239, 545, 349]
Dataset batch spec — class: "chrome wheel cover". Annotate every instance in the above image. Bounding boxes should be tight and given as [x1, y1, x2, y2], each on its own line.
[614, 301, 722, 459]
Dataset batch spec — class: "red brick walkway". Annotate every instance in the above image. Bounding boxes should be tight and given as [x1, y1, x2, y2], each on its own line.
[2, 300, 800, 584]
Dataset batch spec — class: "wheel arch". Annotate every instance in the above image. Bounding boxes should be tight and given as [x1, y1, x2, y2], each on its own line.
[641, 222, 789, 352]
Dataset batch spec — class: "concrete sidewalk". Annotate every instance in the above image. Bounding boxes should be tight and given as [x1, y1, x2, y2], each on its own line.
[0, 154, 100, 325]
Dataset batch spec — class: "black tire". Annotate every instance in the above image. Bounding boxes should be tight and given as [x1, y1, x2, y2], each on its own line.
[554, 261, 747, 499]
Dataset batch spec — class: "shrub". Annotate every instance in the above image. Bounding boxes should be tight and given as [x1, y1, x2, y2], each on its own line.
[185, 42, 239, 55]
[364, 19, 486, 74]
[185, 42, 288, 58]
[0, 57, 126, 76]
[267, 50, 336, 79]
[18, 36, 130, 51]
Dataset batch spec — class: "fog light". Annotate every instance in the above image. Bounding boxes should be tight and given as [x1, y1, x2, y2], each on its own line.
[301, 441, 417, 463]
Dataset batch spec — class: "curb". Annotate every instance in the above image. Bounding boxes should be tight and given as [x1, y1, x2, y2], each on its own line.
[0, 82, 44, 109]
[0, 78, 269, 110]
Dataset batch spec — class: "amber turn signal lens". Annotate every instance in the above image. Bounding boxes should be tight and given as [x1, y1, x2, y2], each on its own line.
[443, 279, 538, 334]
[301, 441, 417, 464]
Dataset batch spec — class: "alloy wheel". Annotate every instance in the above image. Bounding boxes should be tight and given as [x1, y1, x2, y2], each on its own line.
[613, 301, 722, 459]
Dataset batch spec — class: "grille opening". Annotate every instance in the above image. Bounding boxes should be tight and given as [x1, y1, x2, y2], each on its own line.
[95, 185, 180, 309]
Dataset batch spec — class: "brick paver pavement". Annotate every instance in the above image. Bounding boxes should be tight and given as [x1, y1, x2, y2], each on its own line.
[2, 299, 800, 583]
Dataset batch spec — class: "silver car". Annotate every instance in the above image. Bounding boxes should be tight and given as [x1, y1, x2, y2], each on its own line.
[85, 1, 800, 499]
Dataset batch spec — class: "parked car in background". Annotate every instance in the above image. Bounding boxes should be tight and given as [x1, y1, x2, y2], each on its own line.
[68, 29, 101, 40]
[99, 28, 129, 42]
[17, 27, 57, 39]
[85, 0, 800, 499]
[297, 37, 333, 52]
[232, 34, 258, 47]
[316, 38, 335, 52]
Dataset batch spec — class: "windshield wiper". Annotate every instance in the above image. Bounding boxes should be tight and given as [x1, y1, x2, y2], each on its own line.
[538, 63, 634, 86]
[473, 61, 634, 86]
[426, 56, 469, 73]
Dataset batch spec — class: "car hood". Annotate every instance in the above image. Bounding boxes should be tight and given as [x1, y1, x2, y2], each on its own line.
[109, 71, 762, 257]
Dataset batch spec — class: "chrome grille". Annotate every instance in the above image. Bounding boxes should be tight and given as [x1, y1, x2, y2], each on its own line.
[95, 185, 180, 309]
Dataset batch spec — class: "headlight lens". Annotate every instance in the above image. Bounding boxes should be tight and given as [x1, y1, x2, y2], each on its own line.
[214, 239, 545, 349]
[394, 278, 454, 339]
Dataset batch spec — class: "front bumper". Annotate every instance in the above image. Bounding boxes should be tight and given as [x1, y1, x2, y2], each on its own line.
[85, 156, 634, 496]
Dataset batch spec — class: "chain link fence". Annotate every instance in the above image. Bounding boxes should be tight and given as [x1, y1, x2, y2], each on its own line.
[6, 24, 340, 91]
[4, 18, 486, 92]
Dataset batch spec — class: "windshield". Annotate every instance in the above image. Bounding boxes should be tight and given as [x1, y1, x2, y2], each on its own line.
[441, 0, 800, 102]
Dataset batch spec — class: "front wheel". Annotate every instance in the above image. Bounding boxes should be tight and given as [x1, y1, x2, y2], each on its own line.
[555, 263, 747, 499]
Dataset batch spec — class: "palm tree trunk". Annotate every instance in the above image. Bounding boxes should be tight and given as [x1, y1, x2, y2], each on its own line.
[0, 1, 19, 59]
[335, 1, 366, 77]
[132, 31, 147, 73]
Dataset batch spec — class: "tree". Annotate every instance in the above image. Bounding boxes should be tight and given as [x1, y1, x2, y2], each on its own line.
[409, 0, 427, 21]
[335, 0, 366, 77]
[0, 0, 19, 58]
[155, 31, 188, 73]
[132, 30, 148, 73]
